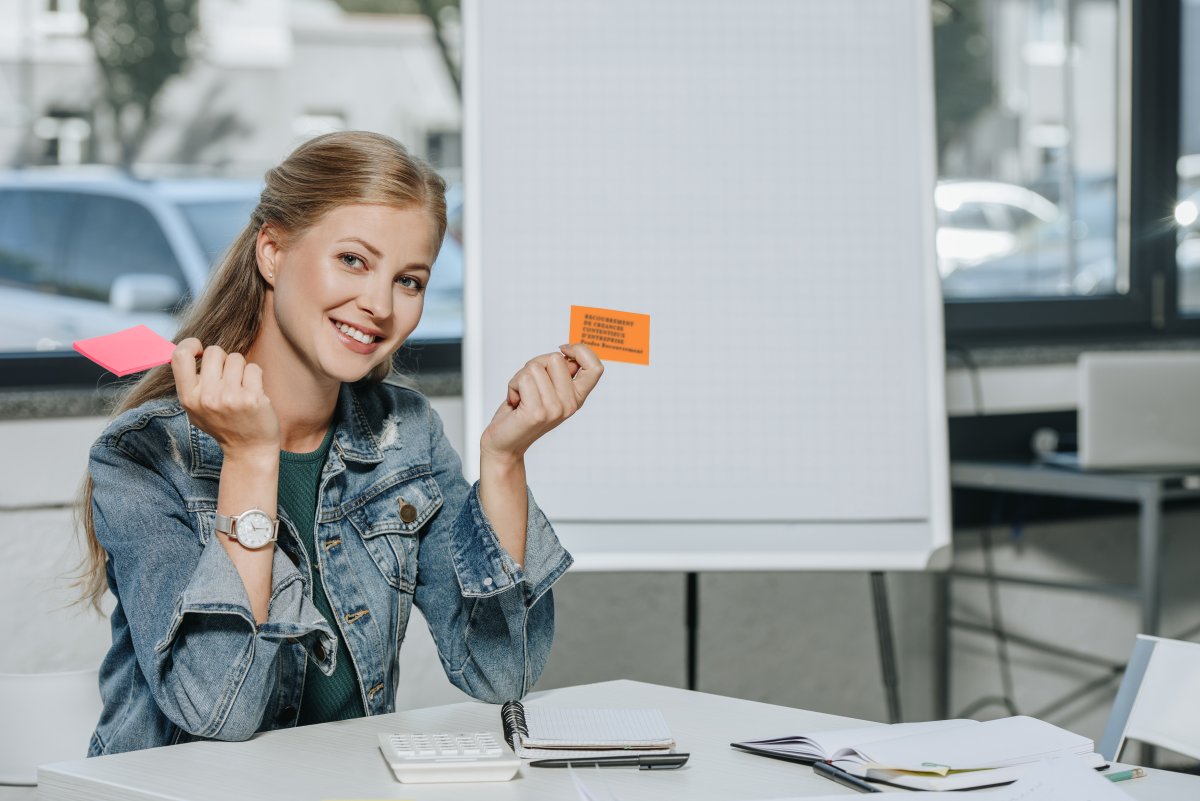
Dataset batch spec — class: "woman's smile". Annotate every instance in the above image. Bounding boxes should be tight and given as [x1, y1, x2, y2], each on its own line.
[330, 317, 383, 354]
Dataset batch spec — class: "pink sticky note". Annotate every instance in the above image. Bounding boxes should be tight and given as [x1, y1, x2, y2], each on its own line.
[73, 325, 177, 377]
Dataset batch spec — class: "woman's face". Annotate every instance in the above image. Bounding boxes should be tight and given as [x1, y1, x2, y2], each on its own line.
[263, 203, 439, 384]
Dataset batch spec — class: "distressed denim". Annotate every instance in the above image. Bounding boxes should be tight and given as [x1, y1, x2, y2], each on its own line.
[87, 378, 572, 756]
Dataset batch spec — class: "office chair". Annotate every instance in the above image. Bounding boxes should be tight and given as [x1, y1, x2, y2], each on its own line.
[0, 668, 101, 786]
[1098, 635, 1200, 763]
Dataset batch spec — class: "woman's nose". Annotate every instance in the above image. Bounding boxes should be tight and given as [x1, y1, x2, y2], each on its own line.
[357, 276, 393, 320]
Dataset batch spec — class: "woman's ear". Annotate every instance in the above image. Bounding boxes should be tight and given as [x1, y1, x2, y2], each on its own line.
[256, 225, 282, 286]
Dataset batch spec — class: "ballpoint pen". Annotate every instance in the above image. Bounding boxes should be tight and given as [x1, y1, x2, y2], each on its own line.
[812, 760, 882, 793]
[528, 753, 690, 770]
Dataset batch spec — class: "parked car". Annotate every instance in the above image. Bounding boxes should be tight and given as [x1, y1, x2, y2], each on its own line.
[935, 180, 1060, 277]
[938, 176, 1118, 299]
[0, 170, 464, 353]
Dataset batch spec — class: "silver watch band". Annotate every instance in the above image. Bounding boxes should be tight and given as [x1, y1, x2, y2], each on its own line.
[214, 512, 236, 536]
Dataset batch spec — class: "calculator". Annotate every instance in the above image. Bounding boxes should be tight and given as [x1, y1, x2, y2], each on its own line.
[376, 731, 521, 783]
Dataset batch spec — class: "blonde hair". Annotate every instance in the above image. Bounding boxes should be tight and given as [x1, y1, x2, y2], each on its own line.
[75, 131, 447, 610]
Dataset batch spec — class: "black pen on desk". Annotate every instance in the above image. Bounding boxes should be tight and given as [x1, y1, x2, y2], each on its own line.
[813, 760, 882, 794]
[529, 753, 690, 770]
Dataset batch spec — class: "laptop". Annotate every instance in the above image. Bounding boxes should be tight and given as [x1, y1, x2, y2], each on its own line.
[1042, 352, 1200, 471]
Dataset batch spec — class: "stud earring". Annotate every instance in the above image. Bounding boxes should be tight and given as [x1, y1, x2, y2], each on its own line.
[268, 271, 274, 279]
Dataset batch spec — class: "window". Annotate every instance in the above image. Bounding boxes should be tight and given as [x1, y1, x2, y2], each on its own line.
[175, 199, 259, 265]
[936, 1, 1118, 301]
[61, 195, 183, 303]
[0, 190, 73, 294]
[939, 0, 1184, 342]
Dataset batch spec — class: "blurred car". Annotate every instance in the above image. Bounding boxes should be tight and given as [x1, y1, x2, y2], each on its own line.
[0, 170, 464, 353]
[935, 180, 1060, 277]
[0, 170, 258, 352]
[941, 176, 1117, 299]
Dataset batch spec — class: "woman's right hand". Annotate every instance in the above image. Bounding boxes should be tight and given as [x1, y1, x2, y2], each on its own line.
[171, 338, 280, 457]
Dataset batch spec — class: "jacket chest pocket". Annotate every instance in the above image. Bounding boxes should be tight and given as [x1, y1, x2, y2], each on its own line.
[346, 471, 443, 593]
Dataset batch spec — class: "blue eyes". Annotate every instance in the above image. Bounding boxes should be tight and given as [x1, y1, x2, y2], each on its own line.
[338, 253, 424, 291]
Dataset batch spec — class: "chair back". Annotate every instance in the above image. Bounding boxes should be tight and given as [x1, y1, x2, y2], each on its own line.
[1099, 635, 1200, 762]
[0, 668, 101, 785]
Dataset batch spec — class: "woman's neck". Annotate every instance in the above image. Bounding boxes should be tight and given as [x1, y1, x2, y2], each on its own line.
[247, 323, 340, 455]
[272, 383, 338, 453]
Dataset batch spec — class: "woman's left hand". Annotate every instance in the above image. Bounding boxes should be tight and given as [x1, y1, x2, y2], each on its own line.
[480, 343, 604, 463]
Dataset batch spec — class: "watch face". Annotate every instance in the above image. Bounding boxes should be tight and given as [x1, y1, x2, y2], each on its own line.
[235, 510, 275, 549]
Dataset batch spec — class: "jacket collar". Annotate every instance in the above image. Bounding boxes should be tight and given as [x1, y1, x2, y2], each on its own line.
[331, 382, 386, 464]
[188, 382, 386, 478]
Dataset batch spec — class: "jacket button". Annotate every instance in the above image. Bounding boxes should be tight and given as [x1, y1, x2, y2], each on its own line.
[279, 706, 297, 724]
[314, 641, 327, 662]
[398, 499, 417, 523]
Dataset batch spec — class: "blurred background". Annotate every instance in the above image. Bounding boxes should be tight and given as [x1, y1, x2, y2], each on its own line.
[0, 0, 1198, 353]
[0, 0, 465, 352]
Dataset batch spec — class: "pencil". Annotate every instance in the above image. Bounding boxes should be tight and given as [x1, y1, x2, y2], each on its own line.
[1105, 767, 1146, 782]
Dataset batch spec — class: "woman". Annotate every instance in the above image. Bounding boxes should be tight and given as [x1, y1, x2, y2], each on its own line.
[78, 131, 602, 755]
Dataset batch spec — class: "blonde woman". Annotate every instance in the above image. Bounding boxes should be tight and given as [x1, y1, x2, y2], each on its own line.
[78, 131, 602, 755]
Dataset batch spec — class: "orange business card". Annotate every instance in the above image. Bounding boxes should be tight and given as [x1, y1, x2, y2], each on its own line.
[569, 305, 650, 365]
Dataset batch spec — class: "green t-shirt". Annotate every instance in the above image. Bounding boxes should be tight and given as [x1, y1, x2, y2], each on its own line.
[278, 427, 364, 726]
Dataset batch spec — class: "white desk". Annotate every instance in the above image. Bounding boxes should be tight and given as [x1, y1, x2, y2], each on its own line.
[37, 681, 1199, 800]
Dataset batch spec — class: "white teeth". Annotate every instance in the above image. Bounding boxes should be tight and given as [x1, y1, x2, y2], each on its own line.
[336, 322, 374, 344]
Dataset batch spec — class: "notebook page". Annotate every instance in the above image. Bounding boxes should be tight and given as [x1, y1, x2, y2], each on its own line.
[521, 707, 674, 748]
[841, 716, 1093, 772]
[742, 719, 976, 760]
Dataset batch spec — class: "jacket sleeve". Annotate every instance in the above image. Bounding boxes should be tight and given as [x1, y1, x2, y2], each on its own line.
[90, 438, 337, 741]
[412, 405, 573, 703]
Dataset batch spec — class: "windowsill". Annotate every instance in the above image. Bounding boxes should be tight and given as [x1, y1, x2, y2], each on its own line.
[944, 336, 1200, 369]
[0, 370, 465, 420]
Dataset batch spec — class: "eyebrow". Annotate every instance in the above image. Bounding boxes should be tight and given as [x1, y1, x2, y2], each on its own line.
[337, 237, 432, 271]
[337, 237, 383, 258]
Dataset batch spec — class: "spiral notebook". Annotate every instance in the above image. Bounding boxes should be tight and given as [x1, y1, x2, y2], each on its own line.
[500, 701, 676, 760]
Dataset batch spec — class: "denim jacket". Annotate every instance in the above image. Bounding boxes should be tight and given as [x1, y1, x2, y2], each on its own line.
[87, 378, 572, 756]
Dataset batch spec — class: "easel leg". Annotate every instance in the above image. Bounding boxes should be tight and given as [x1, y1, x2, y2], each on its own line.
[871, 571, 902, 723]
[936, 570, 950, 719]
[686, 572, 699, 691]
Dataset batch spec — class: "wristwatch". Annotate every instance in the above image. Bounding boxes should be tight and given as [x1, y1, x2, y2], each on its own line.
[215, 508, 279, 549]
